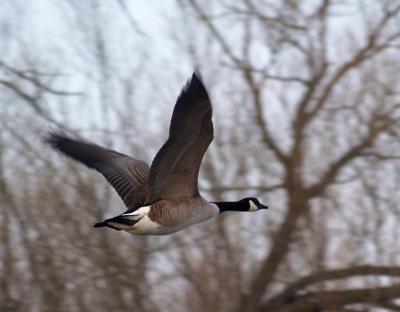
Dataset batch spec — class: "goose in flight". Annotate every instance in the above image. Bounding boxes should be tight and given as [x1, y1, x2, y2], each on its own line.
[46, 71, 268, 235]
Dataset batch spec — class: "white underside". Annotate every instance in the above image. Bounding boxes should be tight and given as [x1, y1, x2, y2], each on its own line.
[121, 206, 162, 235]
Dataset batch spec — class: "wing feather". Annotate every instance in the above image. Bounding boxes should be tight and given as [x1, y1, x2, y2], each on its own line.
[46, 132, 149, 210]
[146, 72, 213, 202]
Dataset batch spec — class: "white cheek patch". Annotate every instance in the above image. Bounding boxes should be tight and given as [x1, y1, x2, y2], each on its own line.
[249, 200, 258, 211]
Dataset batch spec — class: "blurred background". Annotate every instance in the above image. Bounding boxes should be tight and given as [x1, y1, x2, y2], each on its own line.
[1, 0, 400, 311]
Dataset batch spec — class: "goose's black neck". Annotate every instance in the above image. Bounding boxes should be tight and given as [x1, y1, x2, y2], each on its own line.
[213, 200, 249, 213]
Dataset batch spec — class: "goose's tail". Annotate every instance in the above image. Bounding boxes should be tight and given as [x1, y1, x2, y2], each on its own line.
[93, 213, 140, 231]
[93, 221, 121, 231]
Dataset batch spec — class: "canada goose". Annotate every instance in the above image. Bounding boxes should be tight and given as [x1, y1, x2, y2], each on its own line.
[46, 71, 268, 235]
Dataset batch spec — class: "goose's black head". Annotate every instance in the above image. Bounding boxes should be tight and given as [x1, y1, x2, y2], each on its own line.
[214, 197, 268, 213]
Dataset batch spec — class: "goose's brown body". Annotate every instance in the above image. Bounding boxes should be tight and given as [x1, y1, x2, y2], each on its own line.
[118, 197, 219, 235]
[46, 72, 218, 235]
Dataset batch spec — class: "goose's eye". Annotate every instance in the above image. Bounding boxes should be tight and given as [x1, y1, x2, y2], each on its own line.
[249, 200, 258, 211]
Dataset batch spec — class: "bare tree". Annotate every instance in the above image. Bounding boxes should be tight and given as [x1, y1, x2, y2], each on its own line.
[169, 0, 400, 311]
[1, 0, 400, 311]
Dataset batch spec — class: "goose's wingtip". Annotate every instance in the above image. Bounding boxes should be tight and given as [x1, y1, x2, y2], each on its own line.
[192, 68, 203, 82]
[43, 130, 66, 148]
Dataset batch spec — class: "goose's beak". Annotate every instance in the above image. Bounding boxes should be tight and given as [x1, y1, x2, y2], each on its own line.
[260, 204, 269, 210]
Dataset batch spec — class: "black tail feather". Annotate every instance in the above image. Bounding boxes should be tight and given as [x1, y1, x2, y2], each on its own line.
[107, 215, 138, 226]
[93, 221, 122, 231]
[93, 214, 139, 231]
[93, 221, 107, 228]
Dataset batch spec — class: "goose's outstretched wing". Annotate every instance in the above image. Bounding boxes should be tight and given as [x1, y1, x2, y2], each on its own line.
[46, 133, 149, 210]
[146, 72, 213, 203]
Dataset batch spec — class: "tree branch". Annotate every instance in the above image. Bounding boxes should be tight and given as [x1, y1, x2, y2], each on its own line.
[305, 5, 400, 122]
[265, 265, 400, 309]
[200, 183, 284, 193]
[243, 68, 289, 165]
[188, 0, 289, 166]
[260, 283, 400, 312]
[238, 193, 308, 312]
[0, 79, 74, 133]
[0, 61, 82, 96]
[306, 116, 387, 198]
[114, 0, 147, 36]
[187, 0, 242, 65]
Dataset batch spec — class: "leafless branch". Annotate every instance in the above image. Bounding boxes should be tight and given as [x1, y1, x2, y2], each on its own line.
[0, 60, 83, 96]
[200, 184, 285, 193]
[260, 284, 400, 312]
[114, 0, 147, 36]
[265, 265, 400, 309]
